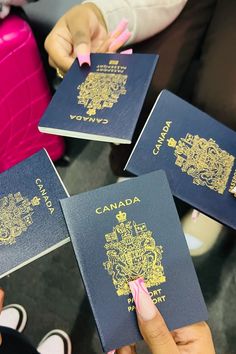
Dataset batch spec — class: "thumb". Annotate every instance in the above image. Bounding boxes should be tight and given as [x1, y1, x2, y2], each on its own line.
[68, 19, 91, 67]
[129, 279, 178, 354]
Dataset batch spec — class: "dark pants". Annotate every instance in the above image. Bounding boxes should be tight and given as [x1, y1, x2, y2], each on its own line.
[0, 327, 39, 354]
[110, 0, 236, 175]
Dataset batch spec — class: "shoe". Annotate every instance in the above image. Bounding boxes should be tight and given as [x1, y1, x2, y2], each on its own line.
[37, 329, 72, 354]
[0, 304, 27, 332]
[116, 176, 131, 183]
[182, 211, 223, 256]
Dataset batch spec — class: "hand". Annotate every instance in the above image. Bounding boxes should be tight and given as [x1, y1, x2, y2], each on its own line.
[44, 3, 108, 73]
[0, 289, 5, 346]
[112, 279, 216, 354]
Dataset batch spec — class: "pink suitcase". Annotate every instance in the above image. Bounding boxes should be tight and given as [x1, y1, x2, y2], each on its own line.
[0, 14, 65, 173]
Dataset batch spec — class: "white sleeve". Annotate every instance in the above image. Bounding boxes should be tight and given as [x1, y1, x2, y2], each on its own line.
[83, 0, 188, 44]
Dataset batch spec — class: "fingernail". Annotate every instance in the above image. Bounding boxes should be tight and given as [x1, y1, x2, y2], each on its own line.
[129, 278, 158, 321]
[107, 350, 116, 354]
[111, 18, 128, 38]
[77, 53, 91, 67]
[109, 30, 131, 51]
[191, 209, 200, 222]
[120, 48, 133, 54]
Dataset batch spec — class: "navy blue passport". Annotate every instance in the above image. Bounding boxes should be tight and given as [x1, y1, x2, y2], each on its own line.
[60, 171, 208, 352]
[39, 53, 158, 144]
[126, 90, 236, 230]
[0, 150, 69, 278]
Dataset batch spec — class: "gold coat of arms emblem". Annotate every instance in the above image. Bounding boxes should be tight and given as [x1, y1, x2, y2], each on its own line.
[103, 211, 166, 296]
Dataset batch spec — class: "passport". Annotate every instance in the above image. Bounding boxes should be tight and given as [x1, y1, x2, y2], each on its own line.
[60, 170, 208, 352]
[125, 90, 236, 230]
[39, 53, 158, 144]
[0, 149, 69, 278]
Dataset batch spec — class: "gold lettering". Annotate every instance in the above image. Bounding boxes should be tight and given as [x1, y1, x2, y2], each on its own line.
[96, 197, 141, 214]
[152, 121, 172, 156]
[133, 197, 140, 204]
[35, 178, 55, 215]
[110, 203, 118, 210]
[68, 115, 109, 125]
[96, 208, 102, 214]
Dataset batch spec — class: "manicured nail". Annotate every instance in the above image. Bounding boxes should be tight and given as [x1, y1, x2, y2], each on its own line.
[191, 209, 200, 222]
[111, 18, 128, 38]
[77, 53, 91, 67]
[129, 278, 158, 321]
[120, 48, 133, 54]
[107, 350, 116, 354]
[109, 29, 131, 51]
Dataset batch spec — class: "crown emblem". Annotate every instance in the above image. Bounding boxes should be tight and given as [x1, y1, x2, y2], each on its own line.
[167, 137, 177, 148]
[168, 133, 235, 194]
[0, 192, 40, 246]
[109, 60, 119, 65]
[103, 211, 166, 296]
[31, 196, 41, 206]
[116, 211, 127, 223]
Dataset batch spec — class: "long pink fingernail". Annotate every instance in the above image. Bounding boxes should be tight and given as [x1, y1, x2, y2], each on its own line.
[77, 53, 91, 67]
[120, 48, 133, 54]
[109, 29, 131, 51]
[191, 209, 200, 222]
[107, 350, 116, 354]
[111, 18, 128, 37]
[129, 278, 158, 321]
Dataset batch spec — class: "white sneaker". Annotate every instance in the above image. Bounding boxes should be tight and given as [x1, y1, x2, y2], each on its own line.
[0, 304, 27, 332]
[37, 329, 72, 354]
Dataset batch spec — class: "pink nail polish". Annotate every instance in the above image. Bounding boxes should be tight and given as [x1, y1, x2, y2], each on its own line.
[129, 278, 158, 321]
[109, 30, 131, 51]
[191, 209, 200, 222]
[111, 18, 128, 37]
[77, 53, 91, 67]
[120, 48, 133, 54]
[107, 350, 116, 354]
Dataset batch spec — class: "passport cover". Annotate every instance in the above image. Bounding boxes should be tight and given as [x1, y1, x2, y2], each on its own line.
[39, 53, 158, 144]
[126, 90, 236, 230]
[60, 171, 208, 352]
[0, 149, 69, 278]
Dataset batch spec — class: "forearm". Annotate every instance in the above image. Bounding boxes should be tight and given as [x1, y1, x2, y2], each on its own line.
[83, 0, 188, 44]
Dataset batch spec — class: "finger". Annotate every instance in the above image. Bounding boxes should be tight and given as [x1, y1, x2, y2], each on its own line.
[0, 288, 4, 312]
[129, 279, 178, 354]
[96, 36, 113, 53]
[172, 322, 216, 351]
[109, 29, 131, 52]
[67, 18, 91, 66]
[45, 30, 74, 72]
[117, 344, 136, 354]
[120, 49, 133, 54]
[0, 289, 5, 346]
[191, 209, 200, 221]
[110, 19, 128, 39]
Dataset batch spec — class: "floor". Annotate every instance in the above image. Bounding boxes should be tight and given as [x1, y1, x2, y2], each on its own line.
[0, 140, 236, 354]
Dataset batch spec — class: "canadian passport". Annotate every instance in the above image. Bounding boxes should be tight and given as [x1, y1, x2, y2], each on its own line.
[0, 149, 69, 278]
[126, 90, 236, 230]
[60, 170, 208, 352]
[39, 53, 158, 144]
